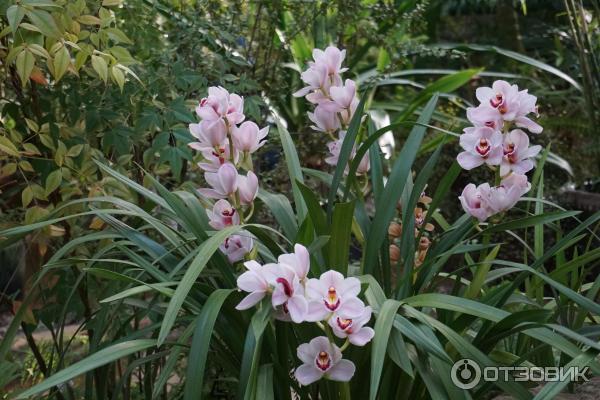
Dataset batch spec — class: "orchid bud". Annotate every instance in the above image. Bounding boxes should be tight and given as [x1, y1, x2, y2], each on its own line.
[389, 244, 400, 263]
[220, 233, 253, 263]
[388, 222, 402, 239]
[419, 236, 431, 251]
[237, 171, 259, 205]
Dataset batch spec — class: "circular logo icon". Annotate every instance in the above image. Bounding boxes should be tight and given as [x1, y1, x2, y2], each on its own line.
[451, 359, 481, 389]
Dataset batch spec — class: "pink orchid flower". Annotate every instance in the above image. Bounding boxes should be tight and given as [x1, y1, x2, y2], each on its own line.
[466, 104, 504, 131]
[328, 305, 375, 346]
[456, 127, 503, 170]
[196, 86, 245, 125]
[323, 79, 357, 112]
[305, 270, 365, 322]
[235, 260, 275, 310]
[514, 90, 542, 134]
[308, 105, 340, 133]
[475, 80, 521, 121]
[237, 171, 259, 205]
[188, 119, 227, 151]
[472, 80, 542, 134]
[486, 173, 530, 213]
[207, 199, 240, 230]
[220, 233, 253, 263]
[232, 121, 269, 153]
[325, 132, 370, 175]
[293, 64, 330, 99]
[197, 145, 239, 173]
[295, 336, 355, 385]
[198, 162, 238, 200]
[269, 264, 308, 323]
[311, 46, 348, 77]
[500, 129, 541, 176]
[459, 183, 494, 222]
[278, 244, 310, 281]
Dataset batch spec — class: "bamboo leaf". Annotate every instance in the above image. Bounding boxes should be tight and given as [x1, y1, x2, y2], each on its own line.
[26, 9, 61, 39]
[6, 5, 25, 32]
[92, 55, 108, 83]
[16, 49, 35, 86]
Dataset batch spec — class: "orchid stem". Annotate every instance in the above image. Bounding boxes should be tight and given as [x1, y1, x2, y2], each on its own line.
[339, 338, 350, 352]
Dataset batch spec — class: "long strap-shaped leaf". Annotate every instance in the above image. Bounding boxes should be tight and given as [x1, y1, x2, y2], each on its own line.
[326, 95, 367, 219]
[16, 339, 157, 399]
[363, 94, 439, 274]
[184, 289, 234, 400]
[158, 224, 246, 345]
[275, 117, 307, 223]
[370, 299, 402, 400]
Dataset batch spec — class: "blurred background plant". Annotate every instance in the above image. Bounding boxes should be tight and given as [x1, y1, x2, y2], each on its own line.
[1, 0, 599, 399]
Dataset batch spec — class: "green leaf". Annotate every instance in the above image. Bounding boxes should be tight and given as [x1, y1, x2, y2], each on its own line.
[329, 200, 355, 274]
[465, 244, 500, 299]
[533, 352, 596, 400]
[91, 55, 108, 83]
[257, 189, 298, 240]
[158, 225, 244, 345]
[45, 169, 62, 195]
[238, 304, 271, 400]
[297, 180, 328, 237]
[111, 65, 125, 91]
[16, 49, 35, 86]
[77, 15, 101, 25]
[394, 69, 480, 122]
[274, 117, 306, 223]
[363, 94, 439, 274]
[26, 9, 61, 39]
[53, 45, 70, 81]
[22, 186, 33, 207]
[184, 289, 234, 400]
[327, 95, 366, 218]
[255, 364, 274, 400]
[386, 328, 414, 377]
[436, 43, 582, 92]
[15, 339, 157, 399]
[6, 5, 25, 33]
[483, 211, 580, 233]
[105, 27, 133, 44]
[370, 299, 402, 400]
[0, 136, 20, 156]
[67, 144, 84, 157]
[397, 139, 445, 297]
